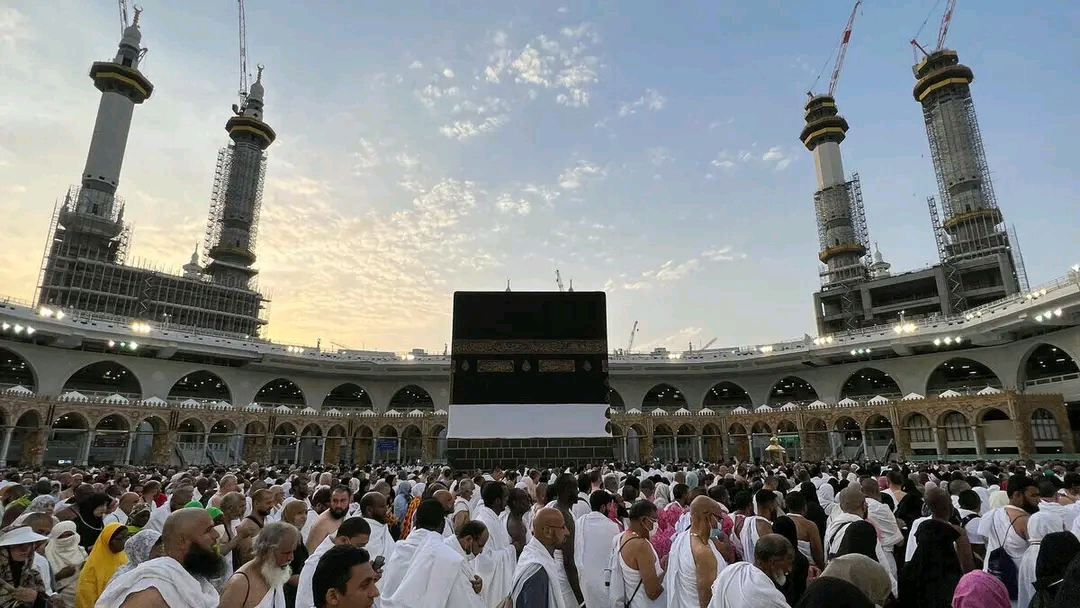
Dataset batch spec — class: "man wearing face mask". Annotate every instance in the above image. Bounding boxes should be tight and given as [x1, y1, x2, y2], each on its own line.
[707, 534, 791, 608]
[665, 496, 729, 608]
[380, 521, 487, 607]
[617, 500, 666, 605]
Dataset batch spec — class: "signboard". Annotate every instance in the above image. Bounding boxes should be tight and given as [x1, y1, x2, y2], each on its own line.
[375, 439, 398, 452]
[93, 434, 128, 448]
[778, 435, 799, 447]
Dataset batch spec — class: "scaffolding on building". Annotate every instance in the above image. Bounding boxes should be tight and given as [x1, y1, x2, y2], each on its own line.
[922, 75, 1010, 262]
[203, 141, 267, 287]
[816, 173, 871, 286]
[927, 194, 967, 313]
[1008, 224, 1030, 293]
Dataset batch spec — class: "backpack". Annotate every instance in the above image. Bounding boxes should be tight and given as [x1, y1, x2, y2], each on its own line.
[986, 511, 1022, 600]
[606, 535, 644, 608]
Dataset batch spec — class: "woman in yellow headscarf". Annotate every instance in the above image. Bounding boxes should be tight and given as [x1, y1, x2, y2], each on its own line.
[75, 521, 129, 608]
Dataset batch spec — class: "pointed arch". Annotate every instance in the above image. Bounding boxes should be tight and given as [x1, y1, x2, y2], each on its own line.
[63, 360, 142, 397]
[1021, 343, 1080, 386]
[389, 385, 434, 411]
[254, 378, 306, 407]
[608, 388, 626, 409]
[767, 376, 818, 405]
[925, 358, 1002, 396]
[642, 384, 687, 410]
[322, 383, 373, 411]
[702, 381, 752, 410]
[0, 347, 36, 391]
[840, 368, 901, 400]
[168, 370, 232, 403]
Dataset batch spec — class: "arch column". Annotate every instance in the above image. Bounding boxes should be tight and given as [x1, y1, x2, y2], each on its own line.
[0, 426, 13, 468]
[78, 429, 97, 467]
[971, 425, 986, 456]
[1014, 418, 1034, 459]
[150, 428, 174, 466]
[23, 427, 45, 466]
[932, 427, 947, 456]
[122, 430, 136, 465]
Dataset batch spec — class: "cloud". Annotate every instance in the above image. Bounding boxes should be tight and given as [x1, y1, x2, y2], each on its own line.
[702, 247, 747, 262]
[602, 278, 616, 292]
[494, 195, 532, 215]
[0, 8, 31, 55]
[484, 28, 601, 108]
[622, 281, 653, 291]
[408, 60, 423, 69]
[442, 68, 455, 78]
[557, 160, 606, 189]
[761, 146, 793, 171]
[648, 147, 674, 166]
[438, 115, 509, 140]
[616, 89, 667, 118]
[642, 259, 700, 281]
[394, 152, 420, 168]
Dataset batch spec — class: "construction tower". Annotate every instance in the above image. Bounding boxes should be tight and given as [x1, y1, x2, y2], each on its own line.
[37, 7, 152, 307]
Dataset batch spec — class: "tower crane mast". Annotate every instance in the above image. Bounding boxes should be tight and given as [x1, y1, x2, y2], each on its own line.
[807, 0, 862, 99]
[555, 269, 565, 292]
[237, 0, 249, 101]
[118, 0, 129, 35]
[911, 0, 958, 59]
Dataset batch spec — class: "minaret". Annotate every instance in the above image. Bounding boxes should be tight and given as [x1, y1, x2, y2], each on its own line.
[869, 242, 892, 279]
[65, 9, 153, 258]
[799, 95, 868, 285]
[913, 50, 1008, 260]
[204, 66, 277, 289]
[182, 245, 202, 279]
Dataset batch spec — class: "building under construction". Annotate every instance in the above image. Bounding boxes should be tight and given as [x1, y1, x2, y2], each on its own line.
[809, 1, 1023, 335]
[36, 6, 273, 338]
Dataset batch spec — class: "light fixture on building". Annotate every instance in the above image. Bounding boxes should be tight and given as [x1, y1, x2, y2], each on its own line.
[759, 345, 774, 354]
[813, 336, 834, 346]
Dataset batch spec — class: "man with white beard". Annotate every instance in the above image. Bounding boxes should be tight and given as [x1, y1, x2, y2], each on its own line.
[573, 491, 620, 608]
[381, 521, 488, 607]
[219, 522, 297, 608]
[379, 499, 445, 598]
[472, 481, 517, 607]
[707, 534, 790, 608]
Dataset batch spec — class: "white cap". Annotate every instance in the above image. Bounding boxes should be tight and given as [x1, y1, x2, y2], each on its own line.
[0, 526, 48, 547]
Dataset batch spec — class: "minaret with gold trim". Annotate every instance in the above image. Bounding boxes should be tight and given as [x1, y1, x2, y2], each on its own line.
[204, 66, 277, 289]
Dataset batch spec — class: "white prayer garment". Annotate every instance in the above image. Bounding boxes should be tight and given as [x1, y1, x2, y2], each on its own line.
[574, 512, 620, 608]
[379, 528, 440, 598]
[509, 536, 569, 608]
[380, 535, 485, 608]
[665, 531, 727, 608]
[1018, 507, 1068, 608]
[473, 503, 517, 607]
[94, 556, 219, 608]
[295, 536, 333, 608]
[706, 561, 788, 608]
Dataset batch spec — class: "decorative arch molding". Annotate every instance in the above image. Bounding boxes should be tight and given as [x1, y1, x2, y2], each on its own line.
[921, 355, 1009, 397]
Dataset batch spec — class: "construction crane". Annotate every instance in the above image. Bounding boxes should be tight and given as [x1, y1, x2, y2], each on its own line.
[118, 0, 129, 36]
[700, 337, 717, 351]
[555, 269, 565, 292]
[626, 321, 639, 354]
[807, 0, 862, 100]
[911, 0, 957, 59]
[237, 0, 250, 102]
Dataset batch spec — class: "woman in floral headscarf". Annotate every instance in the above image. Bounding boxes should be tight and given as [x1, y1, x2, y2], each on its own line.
[108, 529, 161, 584]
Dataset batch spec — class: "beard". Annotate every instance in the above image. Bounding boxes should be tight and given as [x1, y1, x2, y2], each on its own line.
[260, 560, 292, 589]
[257, 507, 272, 517]
[1023, 501, 1040, 514]
[329, 507, 348, 520]
[183, 542, 226, 579]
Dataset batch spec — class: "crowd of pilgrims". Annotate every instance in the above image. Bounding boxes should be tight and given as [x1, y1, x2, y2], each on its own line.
[0, 460, 1076, 607]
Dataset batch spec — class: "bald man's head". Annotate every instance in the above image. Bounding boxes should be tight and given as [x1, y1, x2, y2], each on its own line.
[838, 487, 866, 517]
[433, 490, 454, 514]
[532, 507, 568, 551]
[925, 487, 952, 519]
[860, 477, 880, 499]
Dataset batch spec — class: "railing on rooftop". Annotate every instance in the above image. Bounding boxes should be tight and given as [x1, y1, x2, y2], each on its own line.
[2, 268, 1078, 365]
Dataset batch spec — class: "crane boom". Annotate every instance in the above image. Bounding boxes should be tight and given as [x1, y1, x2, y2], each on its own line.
[627, 321, 638, 354]
[118, 0, 129, 36]
[828, 0, 862, 97]
[555, 269, 564, 292]
[936, 0, 957, 51]
[237, 0, 249, 100]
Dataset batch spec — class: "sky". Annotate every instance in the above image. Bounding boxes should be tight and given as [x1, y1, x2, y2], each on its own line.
[1, 1, 1078, 354]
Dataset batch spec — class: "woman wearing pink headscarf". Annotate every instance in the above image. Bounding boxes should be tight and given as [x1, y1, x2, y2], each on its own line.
[951, 571, 1010, 608]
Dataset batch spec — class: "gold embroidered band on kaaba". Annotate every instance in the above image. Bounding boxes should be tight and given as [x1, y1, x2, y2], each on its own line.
[452, 339, 607, 355]
[476, 360, 515, 373]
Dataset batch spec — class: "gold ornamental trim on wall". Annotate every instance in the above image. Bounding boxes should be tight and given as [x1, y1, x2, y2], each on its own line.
[452, 339, 608, 355]
[538, 359, 576, 373]
[476, 360, 515, 373]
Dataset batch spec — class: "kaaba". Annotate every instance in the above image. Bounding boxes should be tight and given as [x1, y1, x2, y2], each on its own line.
[445, 291, 613, 470]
